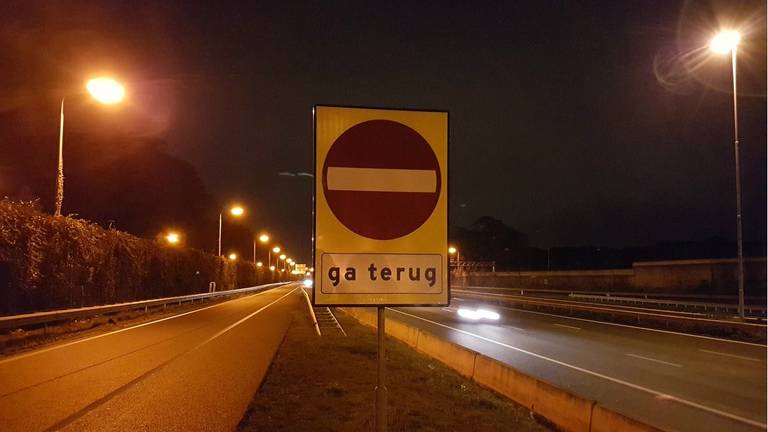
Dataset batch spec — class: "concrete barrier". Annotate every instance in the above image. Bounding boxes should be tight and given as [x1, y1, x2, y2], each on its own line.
[591, 404, 660, 432]
[416, 330, 477, 378]
[338, 307, 662, 432]
[472, 354, 536, 409]
[386, 318, 420, 348]
[533, 379, 595, 432]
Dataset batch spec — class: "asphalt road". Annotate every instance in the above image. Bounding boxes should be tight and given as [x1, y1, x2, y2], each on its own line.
[391, 296, 767, 432]
[0, 284, 300, 432]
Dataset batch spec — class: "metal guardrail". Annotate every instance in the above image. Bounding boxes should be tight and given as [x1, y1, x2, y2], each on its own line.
[465, 285, 766, 302]
[0, 282, 290, 332]
[568, 293, 767, 316]
[452, 288, 767, 341]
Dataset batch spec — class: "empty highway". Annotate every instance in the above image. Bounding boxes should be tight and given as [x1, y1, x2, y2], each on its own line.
[390, 295, 767, 432]
[0, 284, 300, 432]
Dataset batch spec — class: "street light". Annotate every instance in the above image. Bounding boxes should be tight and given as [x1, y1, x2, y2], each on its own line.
[448, 246, 460, 262]
[269, 246, 280, 268]
[164, 231, 180, 245]
[256, 261, 263, 268]
[709, 29, 745, 318]
[86, 78, 126, 104]
[269, 265, 276, 271]
[54, 77, 126, 217]
[279, 254, 287, 272]
[228, 252, 238, 261]
[218, 204, 245, 256]
[254, 232, 270, 264]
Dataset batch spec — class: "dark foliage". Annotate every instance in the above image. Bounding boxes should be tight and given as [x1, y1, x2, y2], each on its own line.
[0, 200, 280, 315]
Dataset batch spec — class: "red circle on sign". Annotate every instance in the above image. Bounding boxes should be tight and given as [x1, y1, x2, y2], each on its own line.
[322, 120, 441, 240]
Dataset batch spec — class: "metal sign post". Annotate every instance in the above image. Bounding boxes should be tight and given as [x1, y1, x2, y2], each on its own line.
[375, 307, 387, 432]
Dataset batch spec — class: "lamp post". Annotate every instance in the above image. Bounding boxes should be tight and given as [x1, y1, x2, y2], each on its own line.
[254, 233, 269, 264]
[448, 246, 460, 269]
[218, 205, 245, 256]
[269, 246, 280, 268]
[710, 29, 745, 318]
[54, 77, 125, 217]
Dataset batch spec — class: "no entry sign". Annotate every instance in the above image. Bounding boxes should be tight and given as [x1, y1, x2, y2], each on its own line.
[322, 119, 441, 240]
[314, 105, 448, 306]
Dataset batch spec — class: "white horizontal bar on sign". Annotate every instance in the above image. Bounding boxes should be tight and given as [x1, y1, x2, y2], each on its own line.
[326, 167, 436, 193]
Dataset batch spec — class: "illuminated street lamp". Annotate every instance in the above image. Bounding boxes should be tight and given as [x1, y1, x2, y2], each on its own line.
[86, 78, 126, 104]
[218, 205, 245, 257]
[448, 246, 460, 263]
[279, 254, 287, 272]
[164, 231, 180, 245]
[254, 232, 270, 264]
[709, 29, 745, 318]
[228, 252, 238, 261]
[54, 77, 125, 217]
[269, 246, 280, 268]
[256, 261, 263, 268]
[269, 265, 276, 271]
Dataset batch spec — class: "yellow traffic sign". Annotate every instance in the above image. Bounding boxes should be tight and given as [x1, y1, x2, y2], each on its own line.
[313, 105, 448, 306]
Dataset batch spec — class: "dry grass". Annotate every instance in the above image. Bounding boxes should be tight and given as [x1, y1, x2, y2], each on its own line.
[239, 309, 549, 432]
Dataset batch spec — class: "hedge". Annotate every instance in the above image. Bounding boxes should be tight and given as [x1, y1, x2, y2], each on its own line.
[0, 200, 282, 315]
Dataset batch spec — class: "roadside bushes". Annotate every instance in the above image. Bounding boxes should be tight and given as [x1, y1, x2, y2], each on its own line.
[0, 200, 275, 314]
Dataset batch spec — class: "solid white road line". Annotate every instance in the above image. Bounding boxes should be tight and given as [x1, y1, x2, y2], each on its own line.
[699, 349, 761, 362]
[190, 288, 297, 349]
[553, 323, 581, 330]
[626, 353, 683, 368]
[326, 167, 436, 193]
[0, 285, 292, 365]
[389, 308, 765, 429]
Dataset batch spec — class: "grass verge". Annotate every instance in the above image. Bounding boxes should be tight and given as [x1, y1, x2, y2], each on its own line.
[238, 308, 549, 432]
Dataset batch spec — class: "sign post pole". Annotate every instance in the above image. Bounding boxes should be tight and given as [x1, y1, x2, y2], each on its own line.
[375, 306, 387, 432]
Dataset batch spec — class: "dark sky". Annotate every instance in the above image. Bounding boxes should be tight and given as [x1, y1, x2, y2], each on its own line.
[1, 0, 766, 264]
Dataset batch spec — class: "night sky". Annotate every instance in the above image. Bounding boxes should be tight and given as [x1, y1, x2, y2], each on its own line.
[1, 0, 766, 264]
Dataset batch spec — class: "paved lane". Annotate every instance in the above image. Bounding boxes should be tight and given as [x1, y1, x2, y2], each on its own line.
[391, 297, 767, 432]
[0, 284, 300, 432]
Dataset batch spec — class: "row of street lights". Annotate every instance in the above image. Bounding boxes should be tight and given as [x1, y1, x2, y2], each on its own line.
[164, 205, 298, 272]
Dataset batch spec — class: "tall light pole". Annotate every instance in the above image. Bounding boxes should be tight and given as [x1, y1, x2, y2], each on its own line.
[55, 77, 125, 217]
[254, 233, 269, 264]
[269, 246, 280, 268]
[448, 246, 460, 271]
[710, 29, 745, 318]
[218, 205, 245, 256]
